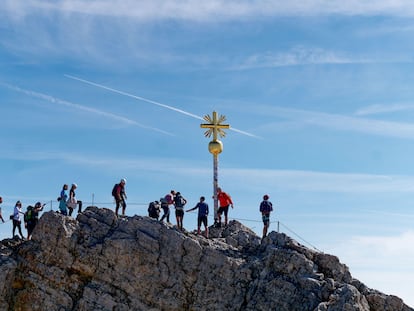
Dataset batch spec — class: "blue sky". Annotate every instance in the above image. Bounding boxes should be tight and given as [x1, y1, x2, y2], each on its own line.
[1, 0, 414, 306]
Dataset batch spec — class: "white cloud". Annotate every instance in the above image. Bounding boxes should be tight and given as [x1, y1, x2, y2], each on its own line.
[5, 0, 414, 21]
[253, 105, 414, 139]
[355, 103, 414, 116]
[232, 46, 373, 70]
[330, 231, 414, 307]
[3, 149, 414, 194]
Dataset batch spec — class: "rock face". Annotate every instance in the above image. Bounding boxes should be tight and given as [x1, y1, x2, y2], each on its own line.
[0, 206, 412, 311]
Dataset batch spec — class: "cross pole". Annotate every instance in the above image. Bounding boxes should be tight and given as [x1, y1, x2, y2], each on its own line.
[200, 111, 230, 225]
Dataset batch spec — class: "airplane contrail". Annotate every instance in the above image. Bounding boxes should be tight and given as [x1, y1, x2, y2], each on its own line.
[64, 74, 260, 138]
[0, 82, 173, 136]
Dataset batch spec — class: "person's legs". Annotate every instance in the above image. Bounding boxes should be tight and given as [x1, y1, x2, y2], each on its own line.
[202, 216, 208, 238]
[223, 206, 229, 225]
[121, 200, 126, 216]
[115, 200, 121, 216]
[77, 200, 83, 213]
[12, 220, 16, 237]
[263, 224, 268, 238]
[17, 222, 24, 239]
[217, 211, 222, 225]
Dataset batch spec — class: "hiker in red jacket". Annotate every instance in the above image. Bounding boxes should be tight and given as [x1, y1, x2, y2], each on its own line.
[217, 187, 233, 227]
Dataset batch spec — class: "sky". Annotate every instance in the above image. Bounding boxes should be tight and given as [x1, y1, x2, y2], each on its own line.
[1, 0, 414, 306]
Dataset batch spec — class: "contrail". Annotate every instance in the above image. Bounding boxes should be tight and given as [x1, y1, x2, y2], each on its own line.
[65, 74, 260, 138]
[0, 82, 173, 136]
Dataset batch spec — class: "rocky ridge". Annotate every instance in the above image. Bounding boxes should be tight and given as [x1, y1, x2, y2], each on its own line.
[0, 206, 412, 311]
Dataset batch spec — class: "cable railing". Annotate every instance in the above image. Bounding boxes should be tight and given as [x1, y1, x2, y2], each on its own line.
[1, 200, 322, 252]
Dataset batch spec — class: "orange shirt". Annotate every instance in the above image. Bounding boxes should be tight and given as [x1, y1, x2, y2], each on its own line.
[218, 192, 232, 207]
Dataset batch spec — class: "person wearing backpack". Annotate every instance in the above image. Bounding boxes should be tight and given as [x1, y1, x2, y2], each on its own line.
[159, 190, 175, 224]
[113, 178, 127, 217]
[259, 194, 273, 239]
[148, 201, 161, 220]
[174, 191, 187, 230]
[12, 200, 25, 239]
[26, 201, 45, 240]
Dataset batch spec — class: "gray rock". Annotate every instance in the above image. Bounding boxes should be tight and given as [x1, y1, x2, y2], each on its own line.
[0, 207, 411, 311]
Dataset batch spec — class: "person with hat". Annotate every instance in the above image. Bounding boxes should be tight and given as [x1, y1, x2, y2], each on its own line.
[259, 194, 273, 239]
[12, 200, 25, 239]
[113, 178, 127, 217]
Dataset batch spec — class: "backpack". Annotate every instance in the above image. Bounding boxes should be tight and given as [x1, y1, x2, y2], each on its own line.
[112, 184, 118, 197]
[148, 201, 160, 218]
[260, 200, 273, 214]
[24, 206, 34, 222]
[174, 195, 186, 208]
[159, 197, 168, 209]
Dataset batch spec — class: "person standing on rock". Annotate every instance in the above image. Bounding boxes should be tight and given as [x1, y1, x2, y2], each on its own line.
[174, 191, 187, 230]
[26, 201, 45, 240]
[58, 184, 69, 216]
[186, 196, 209, 238]
[259, 194, 273, 239]
[113, 178, 127, 217]
[68, 183, 83, 215]
[160, 190, 175, 224]
[217, 187, 233, 227]
[0, 196, 5, 223]
[12, 200, 25, 239]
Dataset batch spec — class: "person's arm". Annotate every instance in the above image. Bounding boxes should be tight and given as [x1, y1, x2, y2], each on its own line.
[228, 194, 234, 208]
[186, 204, 198, 212]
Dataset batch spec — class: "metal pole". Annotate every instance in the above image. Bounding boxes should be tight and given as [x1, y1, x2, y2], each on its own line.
[213, 154, 219, 223]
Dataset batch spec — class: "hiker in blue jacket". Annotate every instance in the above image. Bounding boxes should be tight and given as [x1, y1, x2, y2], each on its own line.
[186, 196, 209, 238]
[58, 184, 69, 215]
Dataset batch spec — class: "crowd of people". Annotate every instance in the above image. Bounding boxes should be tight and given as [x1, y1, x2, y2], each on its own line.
[0, 178, 274, 240]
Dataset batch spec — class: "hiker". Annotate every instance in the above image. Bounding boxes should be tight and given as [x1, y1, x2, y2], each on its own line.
[12, 200, 25, 239]
[25, 202, 45, 240]
[259, 194, 273, 239]
[174, 191, 187, 230]
[159, 190, 175, 224]
[58, 184, 69, 215]
[68, 183, 83, 215]
[186, 196, 209, 238]
[0, 196, 4, 223]
[217, 187, 233, 227]
[148, 201, 161, 220]
[113, 178, 127, 217]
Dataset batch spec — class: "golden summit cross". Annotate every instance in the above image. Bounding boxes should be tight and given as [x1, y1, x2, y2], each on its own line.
[200, 111, 230, 141]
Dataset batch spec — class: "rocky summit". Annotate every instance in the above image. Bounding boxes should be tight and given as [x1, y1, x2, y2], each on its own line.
[0, 207, 412, 311]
